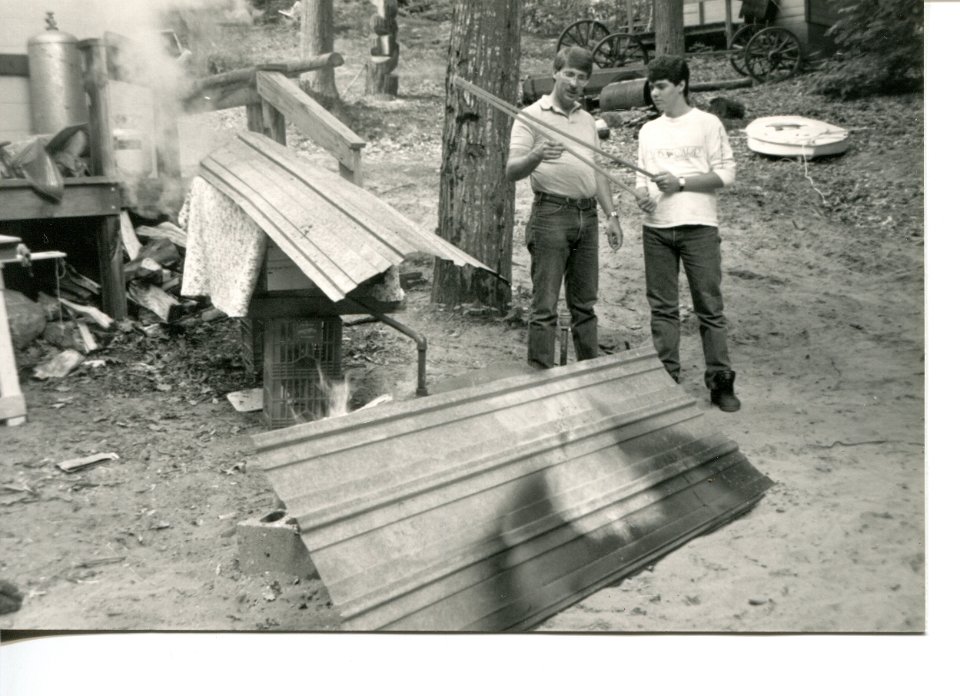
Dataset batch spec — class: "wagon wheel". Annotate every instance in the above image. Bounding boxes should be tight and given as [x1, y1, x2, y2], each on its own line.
[591, 32, 650, 68]
[743, 26, 802, 83]
[556, 19, 611, 54]
[728, 23, 762, 76]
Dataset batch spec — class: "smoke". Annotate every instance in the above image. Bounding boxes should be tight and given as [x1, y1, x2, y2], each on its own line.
[59, 1, 259, 215]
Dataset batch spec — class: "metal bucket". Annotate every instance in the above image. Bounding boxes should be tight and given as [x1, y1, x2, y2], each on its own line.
[27, 18, 88, 135]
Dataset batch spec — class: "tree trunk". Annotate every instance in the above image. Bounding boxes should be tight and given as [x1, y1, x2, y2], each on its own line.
[654, 0, 685, 57]
[300, 0, 340, 107]
[431, 0, 522, 311]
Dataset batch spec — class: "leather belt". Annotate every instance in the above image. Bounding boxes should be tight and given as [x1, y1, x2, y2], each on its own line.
[533, 191, 597, 210]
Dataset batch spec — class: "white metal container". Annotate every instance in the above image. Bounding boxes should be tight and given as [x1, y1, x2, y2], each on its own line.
[27, 16, 88, 135]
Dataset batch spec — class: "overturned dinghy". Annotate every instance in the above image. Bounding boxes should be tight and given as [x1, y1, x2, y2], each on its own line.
[251, 348, 773, 631]
[745, 115, 850, 158]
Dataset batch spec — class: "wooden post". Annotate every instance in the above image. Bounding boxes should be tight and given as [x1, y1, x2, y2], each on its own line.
[300, 0, 341, 104]
[627, 0, 634, 34]
[79, 38, 127, 320]
[366, 0, 399, 97]
[246, 101, 266, 134]
[79, 39, 117, 178]
[97, 215, 127, 320]
[262, 103, 287, 146]
[724, 0, 733, 46]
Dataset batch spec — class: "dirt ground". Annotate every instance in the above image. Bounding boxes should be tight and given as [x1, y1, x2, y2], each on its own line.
[0, 15, 924, 634]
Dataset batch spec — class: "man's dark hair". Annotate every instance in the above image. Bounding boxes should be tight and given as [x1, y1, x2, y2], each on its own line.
[554, 46, 594, 77]
[646, 55, 690, 99]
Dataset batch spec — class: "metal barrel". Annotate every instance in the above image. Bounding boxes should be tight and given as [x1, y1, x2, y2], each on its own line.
[598, 78, 650, 112]
[27, 23, 88, 135]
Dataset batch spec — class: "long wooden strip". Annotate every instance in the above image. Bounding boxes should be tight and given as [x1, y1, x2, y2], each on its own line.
[256, 71, 364, 173]
[455, 74, 653, 174]
[453, 75, 654, 183]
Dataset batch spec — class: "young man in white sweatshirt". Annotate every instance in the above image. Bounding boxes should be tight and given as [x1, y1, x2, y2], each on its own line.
[636, 55, 740, 412]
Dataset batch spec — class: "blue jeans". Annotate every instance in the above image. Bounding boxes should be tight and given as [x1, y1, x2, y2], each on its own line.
[526, 200, 599, 368]
[642, 224, 732, 386]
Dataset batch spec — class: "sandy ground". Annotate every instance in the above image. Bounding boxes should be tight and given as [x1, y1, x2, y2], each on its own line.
[0, 19, 926, 637]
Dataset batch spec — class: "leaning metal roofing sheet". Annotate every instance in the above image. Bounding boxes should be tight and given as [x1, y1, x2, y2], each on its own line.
[251, 347, 773, 631]
[198, 131, 491, 302]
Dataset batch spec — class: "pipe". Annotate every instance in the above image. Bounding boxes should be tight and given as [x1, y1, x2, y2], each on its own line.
[358, 303, 429, 397]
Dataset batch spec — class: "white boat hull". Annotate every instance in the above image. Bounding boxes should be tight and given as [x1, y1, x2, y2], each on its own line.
[745, 115, 850, 158]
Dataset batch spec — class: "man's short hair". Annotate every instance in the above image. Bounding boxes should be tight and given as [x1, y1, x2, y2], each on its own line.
[554, 46, 594, 77]
[646, 55, 690, 98]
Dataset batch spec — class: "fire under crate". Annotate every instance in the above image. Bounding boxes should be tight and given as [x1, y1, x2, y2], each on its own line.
[262, 316, 343, 429]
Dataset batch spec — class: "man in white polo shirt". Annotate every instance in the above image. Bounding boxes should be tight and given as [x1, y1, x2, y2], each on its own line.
[507, 46, 624, 369]
[636, 55, 740, 412]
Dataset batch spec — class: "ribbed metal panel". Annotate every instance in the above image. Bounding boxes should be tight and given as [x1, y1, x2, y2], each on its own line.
[198, 131, 491, 302]
[251, 348, 773, 631]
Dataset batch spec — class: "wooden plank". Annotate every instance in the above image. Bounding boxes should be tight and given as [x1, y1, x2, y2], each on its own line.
[119, 210, 142, 259]
[0, 394, 27, 422]
[0, 288, 26, 425]
[0, 179, 122, 221]
[256, 71, 365, 176]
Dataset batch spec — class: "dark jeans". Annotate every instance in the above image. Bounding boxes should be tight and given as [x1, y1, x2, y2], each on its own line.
[525, 200, 599, 368]
[642, 224, 732, 386]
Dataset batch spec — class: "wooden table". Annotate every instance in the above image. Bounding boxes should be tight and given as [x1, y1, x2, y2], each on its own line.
[0, 176, 126, 319]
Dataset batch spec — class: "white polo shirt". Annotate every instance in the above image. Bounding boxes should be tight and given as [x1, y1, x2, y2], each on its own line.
[509, 94, 599, 199]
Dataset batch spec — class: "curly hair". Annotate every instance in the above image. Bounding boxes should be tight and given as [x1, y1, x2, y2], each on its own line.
[646, 55, 690, 99]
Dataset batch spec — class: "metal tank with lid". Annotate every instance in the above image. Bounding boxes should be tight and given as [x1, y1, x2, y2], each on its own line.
[27, 12, 89, 135]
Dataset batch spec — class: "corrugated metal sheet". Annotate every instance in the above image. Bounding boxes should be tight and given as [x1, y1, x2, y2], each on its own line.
[251, 347, 773, 631]
[199, 131, 491, 302]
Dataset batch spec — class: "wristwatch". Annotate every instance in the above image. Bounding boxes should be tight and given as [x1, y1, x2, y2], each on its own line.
[608, 211, 619, 220]
[678, 176, 687, 192]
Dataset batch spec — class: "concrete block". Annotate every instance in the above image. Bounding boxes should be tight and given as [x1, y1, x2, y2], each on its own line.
[237, 510, 319, 579]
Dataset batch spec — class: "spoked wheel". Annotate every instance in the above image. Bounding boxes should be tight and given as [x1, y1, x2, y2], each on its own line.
[556, 19, 611, 54]
[591, 32, 650, 68]
[728, 23, 762, 76]
[743, 26, 802, 83]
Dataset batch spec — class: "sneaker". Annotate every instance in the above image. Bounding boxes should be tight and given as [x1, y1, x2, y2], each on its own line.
[709, 370, 741, 412]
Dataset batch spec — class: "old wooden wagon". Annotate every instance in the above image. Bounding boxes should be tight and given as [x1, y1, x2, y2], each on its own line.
[557, 0, 846, 82]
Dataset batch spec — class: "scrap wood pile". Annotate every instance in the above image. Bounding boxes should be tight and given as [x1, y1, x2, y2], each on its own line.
[5, 213, 221, 382]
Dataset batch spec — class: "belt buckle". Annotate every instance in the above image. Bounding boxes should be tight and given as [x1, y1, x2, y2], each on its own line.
[576, 198, 592, 210]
